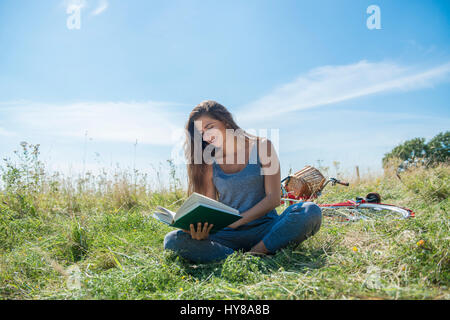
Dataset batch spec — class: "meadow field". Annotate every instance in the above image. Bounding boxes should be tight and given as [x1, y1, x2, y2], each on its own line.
[0, 142, 448, 300]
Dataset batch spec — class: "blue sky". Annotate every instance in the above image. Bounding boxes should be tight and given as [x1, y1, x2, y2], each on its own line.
[0, 0, 449, 185]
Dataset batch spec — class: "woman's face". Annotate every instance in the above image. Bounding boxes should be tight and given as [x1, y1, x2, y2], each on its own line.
[193, 114, 228, 149]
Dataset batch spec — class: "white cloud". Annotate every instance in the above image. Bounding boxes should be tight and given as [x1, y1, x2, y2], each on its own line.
[4, 101, 185, 146]
[237, 60, 450, 121]
[233, 58, 450, 174]
[62, 0, 108, 15]
[91, 0, 109, 16]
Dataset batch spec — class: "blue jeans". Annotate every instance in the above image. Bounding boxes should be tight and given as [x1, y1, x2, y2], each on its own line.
[163, 202, 322, 263]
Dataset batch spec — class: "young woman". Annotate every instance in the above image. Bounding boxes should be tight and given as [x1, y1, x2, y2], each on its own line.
[164, 100, 322, 263]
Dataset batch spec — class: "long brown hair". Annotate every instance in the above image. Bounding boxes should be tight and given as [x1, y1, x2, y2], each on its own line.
[185, 100, 244, 196]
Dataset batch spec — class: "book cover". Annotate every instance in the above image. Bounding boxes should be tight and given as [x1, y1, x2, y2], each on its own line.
[171, 203, 242, 234]
[152, 193, 242, 234]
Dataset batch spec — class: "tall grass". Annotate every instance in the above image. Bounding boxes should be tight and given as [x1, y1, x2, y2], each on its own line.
[0, 143, 448, 299]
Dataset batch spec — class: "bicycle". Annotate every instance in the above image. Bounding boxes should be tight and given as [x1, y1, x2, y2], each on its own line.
[281, 176, 415, 222]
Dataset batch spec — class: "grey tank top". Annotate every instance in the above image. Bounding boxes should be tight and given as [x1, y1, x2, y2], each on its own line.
[212, 140, 278, 228]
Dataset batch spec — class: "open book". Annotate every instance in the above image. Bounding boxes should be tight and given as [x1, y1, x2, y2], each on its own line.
[152, 192, 242, 234]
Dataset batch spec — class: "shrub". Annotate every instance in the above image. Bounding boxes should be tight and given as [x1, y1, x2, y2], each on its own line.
[382, 131, 449, 170]
[401, 165, 450, 203]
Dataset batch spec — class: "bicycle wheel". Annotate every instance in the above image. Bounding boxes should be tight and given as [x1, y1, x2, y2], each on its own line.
[320, 206, 360, 222]
[320, 204, 413, 222]
[356, 203, 413, 220]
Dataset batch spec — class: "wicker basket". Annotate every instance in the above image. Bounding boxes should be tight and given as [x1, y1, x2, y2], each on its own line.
[284, 166, 326, 199]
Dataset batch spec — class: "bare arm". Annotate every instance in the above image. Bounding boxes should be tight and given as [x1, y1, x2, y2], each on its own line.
[227, 138, 281, 229]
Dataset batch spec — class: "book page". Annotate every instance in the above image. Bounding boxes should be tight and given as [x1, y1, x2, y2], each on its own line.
[156, 206, 176, 219]
[192, 193, 240, 214]
[175, 195, 197, 217]
[174, 193, 239, 221]
[152, 211, 173, 225]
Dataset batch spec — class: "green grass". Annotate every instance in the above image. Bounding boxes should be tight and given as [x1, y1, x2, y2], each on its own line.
[0, 144, 448, 299]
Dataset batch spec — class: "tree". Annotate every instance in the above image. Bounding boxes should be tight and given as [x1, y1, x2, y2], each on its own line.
[427, 131, 450, 165]
[382, 131, 449, 169]
[382, 137, 427, 168]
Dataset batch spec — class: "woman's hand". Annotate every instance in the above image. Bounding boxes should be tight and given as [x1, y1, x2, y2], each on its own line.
[182, 222, 214, 240]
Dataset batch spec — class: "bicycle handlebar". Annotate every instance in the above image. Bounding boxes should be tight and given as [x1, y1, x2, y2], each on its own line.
[335, 180, 350, 186]
[320, 178, 350, 192]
